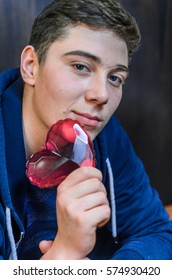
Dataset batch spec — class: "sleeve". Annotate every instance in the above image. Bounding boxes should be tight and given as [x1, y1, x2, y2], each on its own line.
[106, 117, 172, 260]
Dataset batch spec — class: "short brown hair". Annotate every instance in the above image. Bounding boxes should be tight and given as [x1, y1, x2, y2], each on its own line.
[29, 0, 141, 63]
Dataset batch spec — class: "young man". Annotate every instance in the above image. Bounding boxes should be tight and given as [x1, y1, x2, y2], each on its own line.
[0, 0, 172, 260]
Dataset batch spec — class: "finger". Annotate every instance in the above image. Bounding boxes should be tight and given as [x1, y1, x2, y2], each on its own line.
[59, 166, 102, 189]
[58, 177, 107, 201]
[39, 240, 53, 254]
[83, 205, 111, 229]
[71, 191, 109, 212]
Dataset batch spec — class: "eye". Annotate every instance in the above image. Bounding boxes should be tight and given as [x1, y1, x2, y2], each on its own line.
[108, 74, 125, 88]
[75, 64, 85, 71]
[73, 63, 90, 73]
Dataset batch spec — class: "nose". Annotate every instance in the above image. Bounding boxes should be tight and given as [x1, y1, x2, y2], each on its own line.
[84, 75, 109, 105]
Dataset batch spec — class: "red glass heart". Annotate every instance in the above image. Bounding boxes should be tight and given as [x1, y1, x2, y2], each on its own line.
[26, 119, 96, 188]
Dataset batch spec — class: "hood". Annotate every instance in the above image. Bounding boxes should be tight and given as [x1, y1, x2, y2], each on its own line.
[0, 68, 25, 259]
[0, 68, 24, 208]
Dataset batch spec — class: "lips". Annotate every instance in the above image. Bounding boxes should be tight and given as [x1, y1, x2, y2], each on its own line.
[73, 111, 102, 127]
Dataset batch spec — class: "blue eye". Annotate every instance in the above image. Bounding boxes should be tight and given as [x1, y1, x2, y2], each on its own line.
[110, 75, 118, 82]
[75, 64, 86, 71]
[109, 75, 124, 87]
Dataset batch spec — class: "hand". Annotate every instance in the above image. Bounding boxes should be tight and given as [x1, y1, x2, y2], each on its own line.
[40, 166, 110, 259]
[39, 240, 90, 259]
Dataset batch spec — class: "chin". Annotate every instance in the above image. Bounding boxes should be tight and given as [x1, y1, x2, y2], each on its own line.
[84, 127, 99, 141]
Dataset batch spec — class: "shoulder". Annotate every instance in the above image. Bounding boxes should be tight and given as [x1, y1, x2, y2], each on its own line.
[0, 68, 21, 95]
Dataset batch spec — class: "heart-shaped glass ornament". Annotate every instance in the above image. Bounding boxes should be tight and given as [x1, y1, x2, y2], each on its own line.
[26, 118, 96, 188]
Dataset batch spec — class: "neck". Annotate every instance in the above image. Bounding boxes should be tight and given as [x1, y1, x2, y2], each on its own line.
[22, 86, 47, 159]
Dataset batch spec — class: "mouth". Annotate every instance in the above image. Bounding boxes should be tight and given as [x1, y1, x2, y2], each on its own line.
[73, 111, 102, 127]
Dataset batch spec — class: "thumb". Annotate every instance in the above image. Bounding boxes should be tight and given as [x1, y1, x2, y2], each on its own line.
[39, 240, 53, 254]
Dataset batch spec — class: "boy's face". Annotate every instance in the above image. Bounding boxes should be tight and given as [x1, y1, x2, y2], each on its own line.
[23, 25, 128, 141]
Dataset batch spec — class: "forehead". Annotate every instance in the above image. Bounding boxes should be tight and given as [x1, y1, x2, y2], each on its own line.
[46, 25, 129, 67]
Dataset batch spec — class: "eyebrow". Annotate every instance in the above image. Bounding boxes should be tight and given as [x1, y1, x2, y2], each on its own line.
[63, 50, 101, 63]
[63, 50, 129, 73]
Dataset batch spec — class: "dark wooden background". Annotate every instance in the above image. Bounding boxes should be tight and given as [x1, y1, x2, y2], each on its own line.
[0, 0, 171, 205]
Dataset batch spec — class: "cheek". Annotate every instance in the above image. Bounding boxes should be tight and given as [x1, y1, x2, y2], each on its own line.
[48, 74, 83, 102]
[115, 93, 123, 109]
[109, 91, 123, 113]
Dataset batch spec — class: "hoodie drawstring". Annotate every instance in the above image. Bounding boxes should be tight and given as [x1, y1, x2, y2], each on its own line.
[6, 207, 18, 260]
[106, 158, 117, 239]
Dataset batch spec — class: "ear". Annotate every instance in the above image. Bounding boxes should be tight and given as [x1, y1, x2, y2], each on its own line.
[20, 45, 38, 86]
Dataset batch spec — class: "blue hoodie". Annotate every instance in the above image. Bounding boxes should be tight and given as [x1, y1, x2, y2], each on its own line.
[0, 68, 172, 260]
